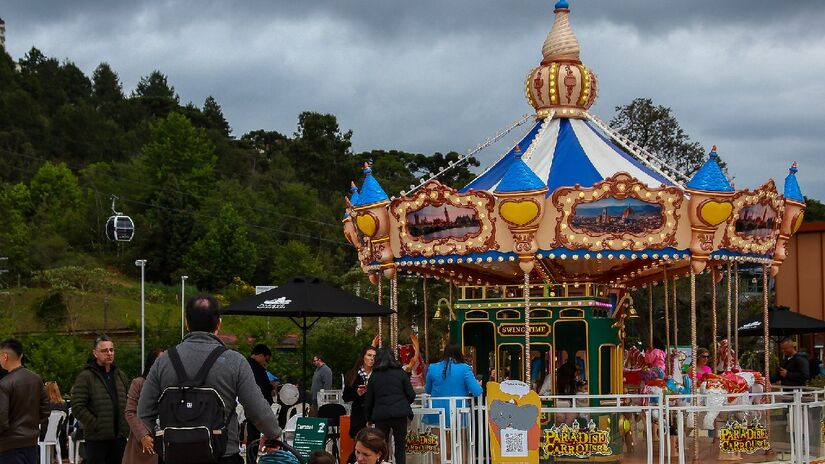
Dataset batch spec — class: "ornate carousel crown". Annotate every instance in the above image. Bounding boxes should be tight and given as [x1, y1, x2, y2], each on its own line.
[525, 0, 598, 119]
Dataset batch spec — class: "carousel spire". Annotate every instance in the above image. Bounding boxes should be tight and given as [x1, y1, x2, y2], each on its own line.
[542, 0, 580, 62]
[783, 161, 804, 203]
[686, 146, 734, 192]
[349, 181, 361, 205]
[354, 162, 389, 208]
[526, 0, 598, 118]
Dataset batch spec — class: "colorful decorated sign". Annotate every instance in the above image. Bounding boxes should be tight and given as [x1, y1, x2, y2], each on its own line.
[734, 203, 777, 238]
[487, 380, 541, 464]
[718, 418, 770, 454]
[540, 420, 611, 459]
[571, 197, 663, 234]
[497, 323, 551, 336]
[406, 204, 481, 240]
[405, 430, 440, 455]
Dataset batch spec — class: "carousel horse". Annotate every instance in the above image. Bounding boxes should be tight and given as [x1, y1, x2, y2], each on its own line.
[715, 338, 738, 373]
[622, 346, 646, 394]
[398, 334, 427, 393]
[697, 340, 767, 430]
[643, 350, 692, 423]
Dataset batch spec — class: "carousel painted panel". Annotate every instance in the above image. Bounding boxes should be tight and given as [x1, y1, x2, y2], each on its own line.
[722, 180, 785, 255]
[390, 180, 499, 257]
[548, 173, 683, 251]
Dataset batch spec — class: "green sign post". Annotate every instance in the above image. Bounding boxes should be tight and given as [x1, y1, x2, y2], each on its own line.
[293, 417, 328, 458]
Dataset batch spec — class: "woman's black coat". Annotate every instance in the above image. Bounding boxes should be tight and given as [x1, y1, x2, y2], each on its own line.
[364, 367, 415, 423]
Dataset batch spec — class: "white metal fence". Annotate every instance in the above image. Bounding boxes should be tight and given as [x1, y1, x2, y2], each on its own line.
[403, 387, 825, 464]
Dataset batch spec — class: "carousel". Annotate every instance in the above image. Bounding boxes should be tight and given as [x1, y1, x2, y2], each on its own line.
[342, 0, 807, 460]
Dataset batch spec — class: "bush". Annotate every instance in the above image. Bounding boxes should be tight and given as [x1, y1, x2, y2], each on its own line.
[33, 291, 69, 329]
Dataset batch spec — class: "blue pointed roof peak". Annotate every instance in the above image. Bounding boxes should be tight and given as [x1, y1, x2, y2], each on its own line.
[495, 156, 547, 193]
[686, 145, 734, 192]
[354, 164, 389, 207]
[555, 0, 570, 10]
[350, 181, 359, 194]
[783, 161, 804, 202]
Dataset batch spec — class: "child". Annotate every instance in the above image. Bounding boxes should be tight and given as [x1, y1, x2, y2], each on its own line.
[308, 450, 335, 464]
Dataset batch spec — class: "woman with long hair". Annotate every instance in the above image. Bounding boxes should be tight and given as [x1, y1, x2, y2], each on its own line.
[364, 348, 415, 464]
[424, 342, 482, 424]
[342, 345, 376, 463]
[123, 348, 162, 464]
[353, 428, 390, 464]
[424, 342, 482, 464]
[40, 381, 69, 460]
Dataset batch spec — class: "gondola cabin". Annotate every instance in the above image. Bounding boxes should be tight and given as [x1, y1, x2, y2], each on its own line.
[105, 214, 135, 242]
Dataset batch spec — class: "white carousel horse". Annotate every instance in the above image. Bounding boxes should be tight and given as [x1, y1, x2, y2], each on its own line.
[642, 349, 692, 423]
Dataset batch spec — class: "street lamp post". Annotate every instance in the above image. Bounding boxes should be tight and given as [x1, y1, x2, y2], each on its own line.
[181, 275, 188, 339]
[135, 259, 147, 374]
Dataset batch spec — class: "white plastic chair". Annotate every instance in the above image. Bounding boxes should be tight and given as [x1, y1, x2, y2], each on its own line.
[282, 413, 301, 445]
[38, 410, 65, 464]
[270, 402, 281, 418]
[286, 402, 308, 420]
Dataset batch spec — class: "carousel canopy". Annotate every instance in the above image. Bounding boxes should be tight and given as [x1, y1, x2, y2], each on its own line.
[463, 118, 676, 195]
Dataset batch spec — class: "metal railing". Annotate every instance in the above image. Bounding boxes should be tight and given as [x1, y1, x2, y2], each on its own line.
[406, 388, 825, 464]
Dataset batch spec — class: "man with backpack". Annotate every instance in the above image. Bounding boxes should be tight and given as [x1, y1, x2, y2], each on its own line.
[138, 295, 281, 464]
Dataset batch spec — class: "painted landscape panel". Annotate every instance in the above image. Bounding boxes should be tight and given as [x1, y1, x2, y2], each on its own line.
[406, 204, 481, 241]
[735, 203, 777, 238]
[571, 197, 663, 234]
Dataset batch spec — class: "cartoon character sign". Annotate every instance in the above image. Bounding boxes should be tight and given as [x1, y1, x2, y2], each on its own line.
[487, 380, 541, 463]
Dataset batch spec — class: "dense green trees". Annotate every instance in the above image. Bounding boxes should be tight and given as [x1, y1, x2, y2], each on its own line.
[0, 46, 479, 293]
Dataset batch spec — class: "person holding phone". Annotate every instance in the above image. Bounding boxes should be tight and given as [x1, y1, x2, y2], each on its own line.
[342, 346, 376, 463]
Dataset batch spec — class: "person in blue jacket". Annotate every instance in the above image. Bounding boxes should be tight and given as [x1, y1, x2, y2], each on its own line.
[425, 341, 483, 427]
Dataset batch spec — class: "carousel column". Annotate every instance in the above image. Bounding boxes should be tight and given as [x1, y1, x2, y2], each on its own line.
[524, 270, 531, 387]
[726, 263, 732, 371]
[734, 263, 740, 357]
[663, 268, 670, 372]
[690, 270, 699, 463]
[648, 285, 654, 348]
[711, 267, 718, 371]
[423, 277, 429, 362]
[762, 264, 769, 381]
[377, 275, 383, 347]
[391, 275, 398, 357]
[673, 277, 678, 351]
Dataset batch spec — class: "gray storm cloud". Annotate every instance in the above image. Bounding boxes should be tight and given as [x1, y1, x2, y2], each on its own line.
[3, 0, 823, 198]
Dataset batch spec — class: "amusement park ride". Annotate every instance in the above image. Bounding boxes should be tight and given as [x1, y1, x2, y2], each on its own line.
[343, 1, 808, 460]
[344, 0, 805, 393]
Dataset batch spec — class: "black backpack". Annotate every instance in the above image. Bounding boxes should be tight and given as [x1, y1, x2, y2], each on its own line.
[158, 345, 229, 464]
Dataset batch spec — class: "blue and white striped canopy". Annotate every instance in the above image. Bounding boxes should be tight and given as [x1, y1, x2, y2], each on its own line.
[462, 118, 674, 195]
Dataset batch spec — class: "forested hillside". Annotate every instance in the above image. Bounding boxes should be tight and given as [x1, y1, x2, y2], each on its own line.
[0, 46, 479, 290]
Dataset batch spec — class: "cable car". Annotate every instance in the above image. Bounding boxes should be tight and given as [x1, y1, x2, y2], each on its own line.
[105, 195, 135, 242]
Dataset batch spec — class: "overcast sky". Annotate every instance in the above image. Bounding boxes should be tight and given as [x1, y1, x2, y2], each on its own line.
[3, 1, 824, 198]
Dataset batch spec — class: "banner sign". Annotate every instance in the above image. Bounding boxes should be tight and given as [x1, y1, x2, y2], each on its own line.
[293, 417, 328, 458]
[540, 421, 611, 459]
[718, 418, 770, 454]
[405, 431, 440, 454]
[487, 380, 541, 464]
[497, 323, 551, 337]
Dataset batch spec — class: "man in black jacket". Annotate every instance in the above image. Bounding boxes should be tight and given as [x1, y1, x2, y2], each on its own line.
[0, 339, 50, 464]
[246, 344, 273, 443]
[71, 335, 130, 464]
[771, 338, 809, 387]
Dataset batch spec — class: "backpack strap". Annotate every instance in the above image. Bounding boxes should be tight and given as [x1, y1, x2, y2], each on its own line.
[192, 346, 227, 386]
[167, 346, 190, 384]
[167, 345, 227, 387]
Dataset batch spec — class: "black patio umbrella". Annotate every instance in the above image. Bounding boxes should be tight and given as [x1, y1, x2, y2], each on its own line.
[735, 306, 825, 337]
[222, 276, 394, 399]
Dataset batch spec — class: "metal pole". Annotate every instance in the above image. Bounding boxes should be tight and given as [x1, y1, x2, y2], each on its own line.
[135, 259, 147, 374]
[181, 275, 188, 339]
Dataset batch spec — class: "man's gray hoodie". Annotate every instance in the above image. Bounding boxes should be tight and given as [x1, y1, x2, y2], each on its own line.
[138, 332, 280, 457]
